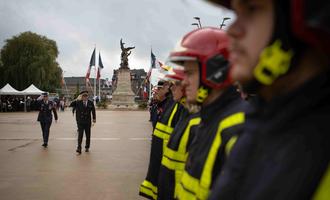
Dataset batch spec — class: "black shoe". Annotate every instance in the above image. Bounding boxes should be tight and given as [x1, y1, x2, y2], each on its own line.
[85, 148, 89, 152]
[42, 143, 48, 148]
[76, 149, 81, 154]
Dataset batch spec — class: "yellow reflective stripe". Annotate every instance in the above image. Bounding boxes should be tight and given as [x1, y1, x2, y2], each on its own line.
[164, 146, 187, 162]
[167, 103, 179, 127]
[162, 155, 186, 170]
[140, 187, 157, 200]
[174, 170, 185, 197]
[176, 178, 198, 200]
[155, 122, 173, 135]
[177, 171, 209, 200]
[178, 117, 201, 153]
[153, 128, 167, 139]
[152, 103, 179, 140]
[175, 169, 184, 186]
[313, 164, 330, 200]
[161, 117, 201, 169]
[200, 112, 245, 193]
[225, 135, 238, 156]
[140, 180, 158, 194]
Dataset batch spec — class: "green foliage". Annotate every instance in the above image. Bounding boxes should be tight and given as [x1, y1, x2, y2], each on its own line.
[0, 31, 62, 92]
[96, 99, 108, 109]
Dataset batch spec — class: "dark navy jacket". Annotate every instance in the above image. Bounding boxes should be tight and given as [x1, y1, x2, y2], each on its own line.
[209, 72, 330, 200]
[37, 100, 58, 123]
[70, 100, 96, 124]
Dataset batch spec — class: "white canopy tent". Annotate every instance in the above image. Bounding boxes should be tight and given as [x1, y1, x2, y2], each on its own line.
[0, 83, 46, 112]
[0, 83, 21, 95]
[21, 84, 46, 112]
[21, 84, 45, 95]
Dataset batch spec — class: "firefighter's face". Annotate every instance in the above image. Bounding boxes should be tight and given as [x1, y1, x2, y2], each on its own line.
[156, 85, 168, 100]
[228, 0, 274, 85]
[171, 82, 184, 102]
[182, 61, 199, 103]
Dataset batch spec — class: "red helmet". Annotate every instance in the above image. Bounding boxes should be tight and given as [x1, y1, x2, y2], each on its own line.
[169, 27, 231, 89]
[207, 0, 330, 53]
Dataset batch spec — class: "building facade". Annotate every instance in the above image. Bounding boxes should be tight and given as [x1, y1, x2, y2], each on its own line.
[60, 77, 112, 99]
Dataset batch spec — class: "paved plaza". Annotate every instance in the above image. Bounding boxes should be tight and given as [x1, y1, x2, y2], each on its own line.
[0, 110, 152, 200]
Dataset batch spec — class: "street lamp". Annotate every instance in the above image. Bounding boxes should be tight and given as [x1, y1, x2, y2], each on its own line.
[194, 17, 202, 28]
[191, 23, 200, 29]
[220, 17, 231, 29]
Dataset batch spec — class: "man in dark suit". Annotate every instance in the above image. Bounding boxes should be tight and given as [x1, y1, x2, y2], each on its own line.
[37, 92, 58, 148]
[70, 91, 96, 154]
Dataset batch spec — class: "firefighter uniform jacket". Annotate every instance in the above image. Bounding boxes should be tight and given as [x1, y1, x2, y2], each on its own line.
[176, 87, 249, 200]
[209, 72, 330, 200]
[158, 111, 200, 200]
[140, 99, 186, 200]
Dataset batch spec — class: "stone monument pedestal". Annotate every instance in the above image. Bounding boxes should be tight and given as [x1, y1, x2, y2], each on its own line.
[111, 68, 137, 108]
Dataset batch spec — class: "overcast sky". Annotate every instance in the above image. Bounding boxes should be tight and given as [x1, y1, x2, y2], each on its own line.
[0, 0, 233, 80]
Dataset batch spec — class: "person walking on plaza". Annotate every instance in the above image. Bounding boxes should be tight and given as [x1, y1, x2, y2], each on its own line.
[207, 0, 330, 199]
[37, 92, 58, 148]
[70, 90, 96, 154]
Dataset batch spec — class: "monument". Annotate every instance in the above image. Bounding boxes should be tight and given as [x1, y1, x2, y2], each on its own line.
[111, 39, 136, 107]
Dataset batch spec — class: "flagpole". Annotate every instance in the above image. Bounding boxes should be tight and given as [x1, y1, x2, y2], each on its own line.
[94, 45, 96, 105]
[149, 82, 152, 102]
[98, 77, 101, 100]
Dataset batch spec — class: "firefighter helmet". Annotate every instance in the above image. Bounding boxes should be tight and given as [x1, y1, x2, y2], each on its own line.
[169, 27, 231, 90]
[207, 0, 330, 53]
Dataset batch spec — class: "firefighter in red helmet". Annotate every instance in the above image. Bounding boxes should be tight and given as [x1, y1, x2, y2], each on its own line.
[206, 0, 330, 199]
[139, 70, 187, 199]
[164, 27, 249, 200]
[157, 65, 200, 200]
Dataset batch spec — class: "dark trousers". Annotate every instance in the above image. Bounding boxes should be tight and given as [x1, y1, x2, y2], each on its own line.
[77, 123, 91, 149]
[40, 121, 52, 144]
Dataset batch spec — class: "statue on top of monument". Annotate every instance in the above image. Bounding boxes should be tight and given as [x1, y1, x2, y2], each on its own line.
[120, 38, 135, 69]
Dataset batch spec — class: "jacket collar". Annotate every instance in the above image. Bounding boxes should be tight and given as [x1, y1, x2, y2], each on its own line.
[200, 86, 240, 124]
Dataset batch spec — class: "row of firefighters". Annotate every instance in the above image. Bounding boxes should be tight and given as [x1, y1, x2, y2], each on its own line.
[138, 0, 330, 199]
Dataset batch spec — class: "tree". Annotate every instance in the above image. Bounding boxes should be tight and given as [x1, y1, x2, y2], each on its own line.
[0, 31, 62, 92]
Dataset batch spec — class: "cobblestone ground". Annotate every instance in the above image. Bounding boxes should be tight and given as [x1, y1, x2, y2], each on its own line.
[0, 110, 152, 200]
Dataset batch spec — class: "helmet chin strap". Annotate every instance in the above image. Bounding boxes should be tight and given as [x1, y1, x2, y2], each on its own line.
[195, 61, 211, 104]
[196, 85, 210, 104]
[253, 40, 294, 85]
[240, 39, 294, 95]
[241, 0, 303, 94]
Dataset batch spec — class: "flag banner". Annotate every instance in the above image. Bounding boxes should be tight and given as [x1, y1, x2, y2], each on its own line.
[89, 48, 96, 67]
[143, 85, 148, 99]
[151, 50, 156, 69]
[97, 52, 104, 80]
[86, 48, 96, 80]
[147, 49, 158, 81]
[85, 67, 91, 81]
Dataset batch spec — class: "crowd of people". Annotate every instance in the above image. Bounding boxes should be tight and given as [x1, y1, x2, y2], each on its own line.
[0, 96, 67, 112]
[0, 97, 38, 112]
[140, 0, 329, 200]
